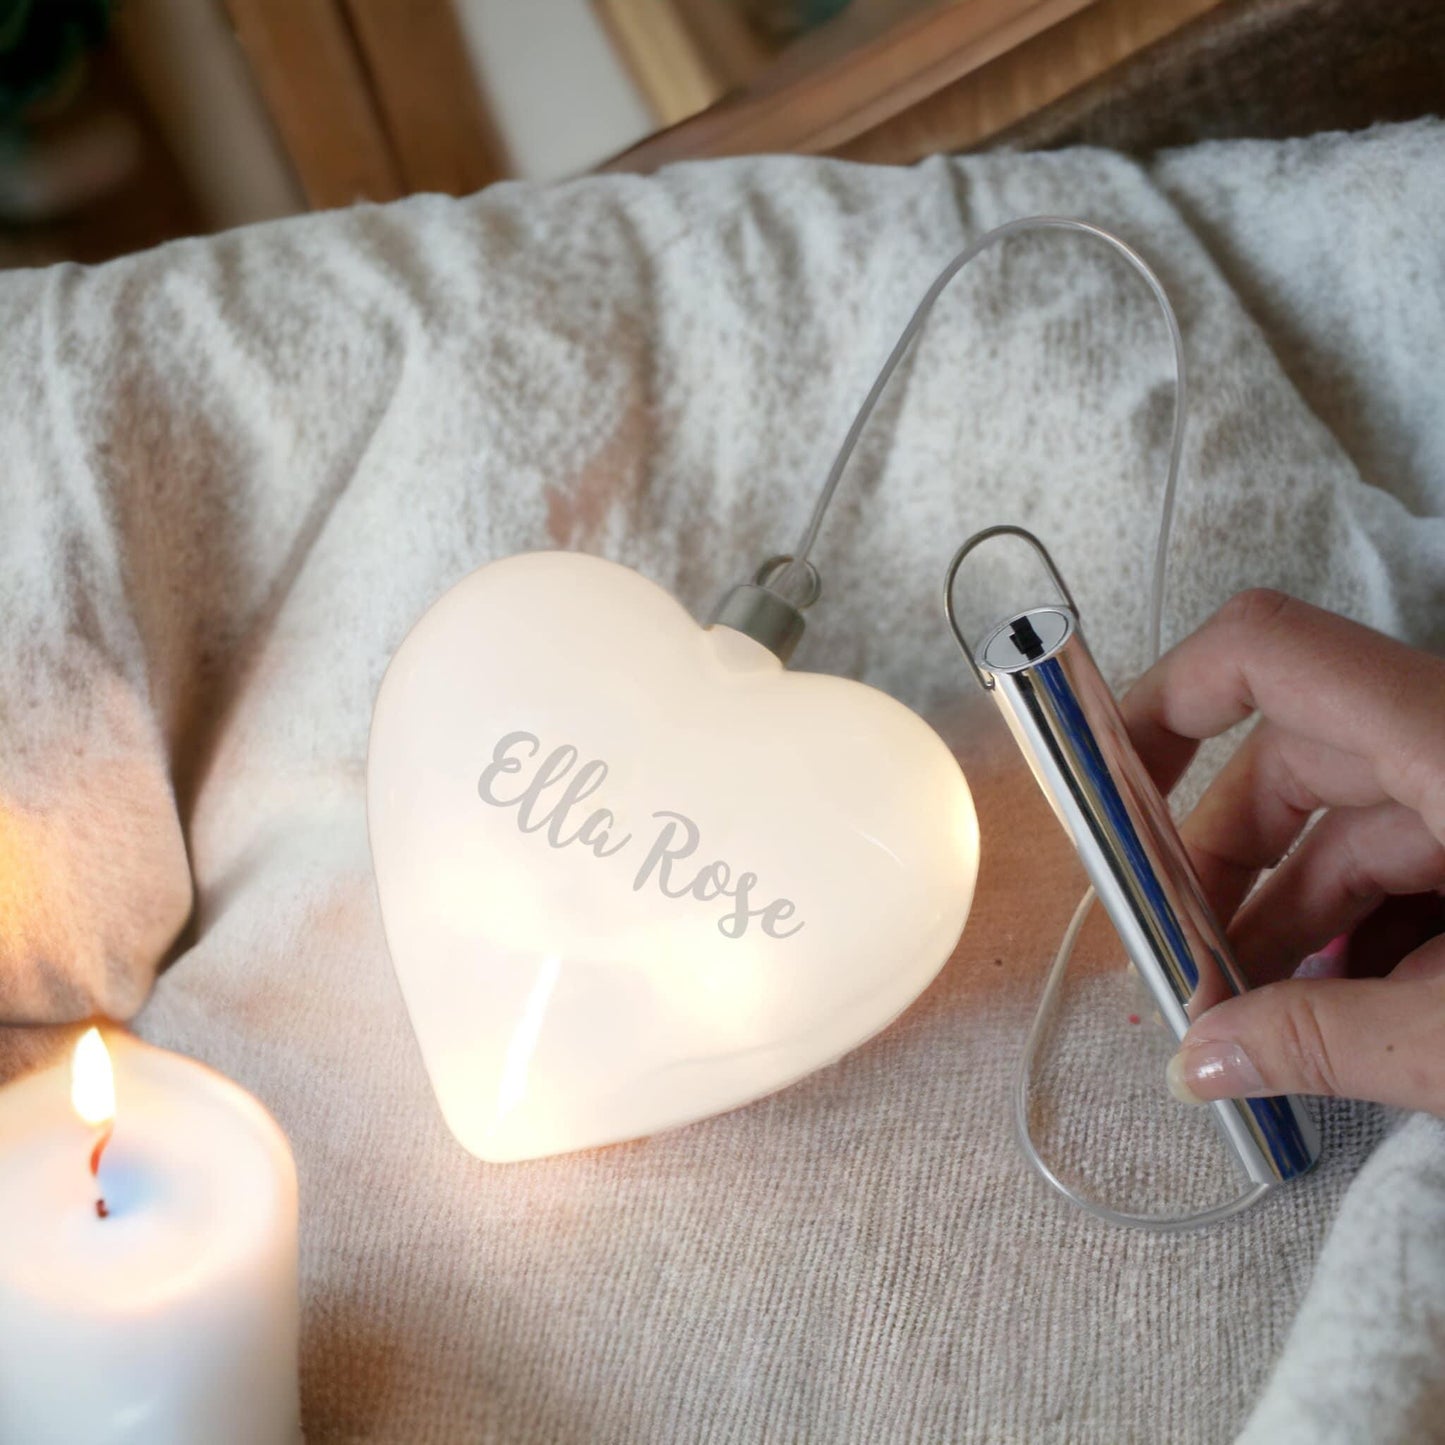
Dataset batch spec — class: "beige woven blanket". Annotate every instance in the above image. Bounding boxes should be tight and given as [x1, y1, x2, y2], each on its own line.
[1, 120, 1442, 1442]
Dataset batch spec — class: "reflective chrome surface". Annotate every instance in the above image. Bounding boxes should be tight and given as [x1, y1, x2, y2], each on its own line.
[978, 605, 1321, 1185]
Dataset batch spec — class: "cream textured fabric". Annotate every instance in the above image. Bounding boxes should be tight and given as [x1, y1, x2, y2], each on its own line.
[0, 121, 1442, 1442]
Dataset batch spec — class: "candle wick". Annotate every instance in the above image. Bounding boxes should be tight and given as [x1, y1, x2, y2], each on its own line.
[90, 1120, 114, 1221]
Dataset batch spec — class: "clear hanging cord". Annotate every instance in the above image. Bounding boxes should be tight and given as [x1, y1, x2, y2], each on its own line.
[777, 217, 1270, 1230]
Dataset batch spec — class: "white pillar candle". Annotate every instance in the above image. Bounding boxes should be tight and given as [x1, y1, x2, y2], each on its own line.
[0, 1031, 300, 1444]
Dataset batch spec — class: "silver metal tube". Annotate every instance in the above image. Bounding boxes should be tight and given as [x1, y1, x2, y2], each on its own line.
[977, 604, 1321, 1185]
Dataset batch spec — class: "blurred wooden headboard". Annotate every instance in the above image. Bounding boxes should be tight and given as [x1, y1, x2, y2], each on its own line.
[223, 0, 508, 208]
[602, 0, 1224, 171]
[220, 0, 1442, 206]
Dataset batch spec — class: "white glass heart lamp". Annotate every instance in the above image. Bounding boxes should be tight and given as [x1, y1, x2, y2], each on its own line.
[367, 551, 978, 1162]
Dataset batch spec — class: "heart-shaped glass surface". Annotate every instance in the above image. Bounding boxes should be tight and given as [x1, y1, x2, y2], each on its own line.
[367, 552, 979, 1161]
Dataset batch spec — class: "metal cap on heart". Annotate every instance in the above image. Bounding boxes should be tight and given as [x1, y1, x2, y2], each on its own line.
[366, 552, 979, 1162]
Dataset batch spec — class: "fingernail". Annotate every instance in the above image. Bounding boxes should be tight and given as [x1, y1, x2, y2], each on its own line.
[1293, 934, 1349, 980]
[1167, 1041, 1267, 1104]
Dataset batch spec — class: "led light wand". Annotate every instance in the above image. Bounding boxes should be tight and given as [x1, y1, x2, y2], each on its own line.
[945, 526, 1321, 1187]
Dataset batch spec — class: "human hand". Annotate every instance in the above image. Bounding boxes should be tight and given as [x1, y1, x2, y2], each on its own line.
[1122, 589, 1445, 1115]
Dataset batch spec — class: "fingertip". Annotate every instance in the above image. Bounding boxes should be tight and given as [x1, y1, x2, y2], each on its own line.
[1165, 1051, 1206, 1105]
[1167, 1038, 1269, 1102]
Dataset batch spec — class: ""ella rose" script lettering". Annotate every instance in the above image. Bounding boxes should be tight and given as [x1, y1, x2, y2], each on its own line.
[478, 730, 803, 940]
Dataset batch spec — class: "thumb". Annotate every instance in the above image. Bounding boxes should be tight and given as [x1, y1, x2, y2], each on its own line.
[1166, 968, 1445, 1114]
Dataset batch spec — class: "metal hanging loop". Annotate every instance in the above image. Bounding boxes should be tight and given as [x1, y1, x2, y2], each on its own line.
[943, 525, 1079, 690]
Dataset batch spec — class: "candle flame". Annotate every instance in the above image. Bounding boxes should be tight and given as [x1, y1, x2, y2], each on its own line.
[71, 1027, 115, 1127]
